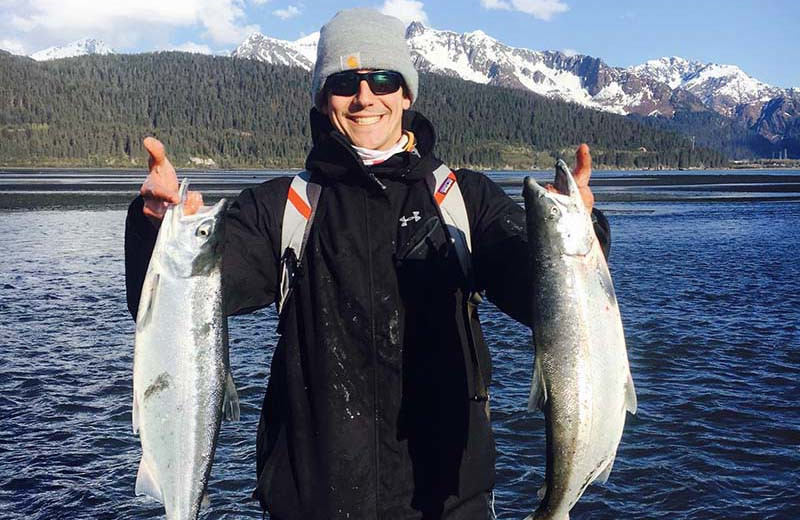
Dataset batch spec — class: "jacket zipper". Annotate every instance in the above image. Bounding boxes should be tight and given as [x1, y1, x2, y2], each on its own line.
[364, 189, 381, 516]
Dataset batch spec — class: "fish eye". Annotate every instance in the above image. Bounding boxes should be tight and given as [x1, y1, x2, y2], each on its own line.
[196, 221, 213, 237]
[550, 207, 559, 215]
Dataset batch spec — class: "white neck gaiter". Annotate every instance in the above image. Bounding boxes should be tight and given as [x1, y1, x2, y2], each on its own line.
[351, 133, 411, 166]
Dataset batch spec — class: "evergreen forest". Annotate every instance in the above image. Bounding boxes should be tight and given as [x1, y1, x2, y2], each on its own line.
[0, 51, 726, 169]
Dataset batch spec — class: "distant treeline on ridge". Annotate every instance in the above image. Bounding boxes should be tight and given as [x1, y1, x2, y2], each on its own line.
[0, 51, 726, 169]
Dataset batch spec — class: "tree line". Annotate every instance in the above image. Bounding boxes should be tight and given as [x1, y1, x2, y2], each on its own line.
[0, 51, 726, 169]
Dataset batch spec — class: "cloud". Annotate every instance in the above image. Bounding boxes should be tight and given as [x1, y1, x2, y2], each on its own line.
[2, 0, 259, 51]
[481, 0, 568, 21]
[251, 0, 271, 4]
[273, 5, 301, 20]
[0, 38, 27, 55]
[170, 41, 214, 54]
[480, 0, 510, 8]
[378, 0, 429, 26]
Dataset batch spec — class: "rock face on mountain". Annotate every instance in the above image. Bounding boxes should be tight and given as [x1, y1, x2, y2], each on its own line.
[633, 57, 782, 116]
[230, 23, 792, 130]
[753, 90, 800, 144]
[30, 38, 114, 61]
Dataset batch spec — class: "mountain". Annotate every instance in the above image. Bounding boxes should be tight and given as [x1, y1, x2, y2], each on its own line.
[751, 89, 800, 156]
[630, 57, 782, 118]
[0, 51, 724, 169]
[30, 38, 115, 61]
[405, 23, 790, 124]
[230, 23, 797, 158]
[231, 23, 781, 119]
[231, 32, 317, 69]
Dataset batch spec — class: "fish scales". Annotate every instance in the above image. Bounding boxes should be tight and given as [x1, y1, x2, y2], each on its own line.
[522, 161, 636, 520]
[132, 180, 238, 520]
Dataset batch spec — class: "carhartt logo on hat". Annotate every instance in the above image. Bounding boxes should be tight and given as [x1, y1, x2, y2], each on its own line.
[340, 53, 361, 70]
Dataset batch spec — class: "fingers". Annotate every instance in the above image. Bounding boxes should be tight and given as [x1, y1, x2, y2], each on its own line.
[140, 137, 180, 222]
[144, 137, 166, 167]
[140, 178, 180, 203]
[573, 143, 592, 187]
[183, 191, 204, 216]
[574, 144, 594, 212]
[143, 200, 170, 221]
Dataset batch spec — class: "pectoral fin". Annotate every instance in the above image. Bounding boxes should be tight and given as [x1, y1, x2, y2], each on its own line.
[132, 393, 140, 433]
[135, 458, 163, 503]
[625, 372, 637, 414]
[596, 456, 615, 484]
[528, 353, 548, 412]
[136, 273, 159, 330]
[223, 371, 240, 421]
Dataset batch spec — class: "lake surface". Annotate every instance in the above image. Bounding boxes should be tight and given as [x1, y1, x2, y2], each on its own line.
[1, 170, 798, 519]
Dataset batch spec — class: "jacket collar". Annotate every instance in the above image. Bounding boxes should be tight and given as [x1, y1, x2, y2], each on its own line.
[305, 108, 440, 185]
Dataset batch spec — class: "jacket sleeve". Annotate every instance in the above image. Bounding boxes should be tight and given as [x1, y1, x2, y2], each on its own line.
[221, 180, 287, 316]
[124, 196, 159, 320]
[123, 178, 289, 321]
[457, 170, 611, 328]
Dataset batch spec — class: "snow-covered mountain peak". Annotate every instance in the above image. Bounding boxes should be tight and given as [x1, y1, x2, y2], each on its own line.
[405, 21, 427, 38]
[465, 29, 492, 41]
[30, 38, 114, 61]
[231, 32, 314, 70]
[629, 56, 782, 116]
[229, 23, 789, 125]
[628, 56, 704, 89]
[293, 32, 320, 63]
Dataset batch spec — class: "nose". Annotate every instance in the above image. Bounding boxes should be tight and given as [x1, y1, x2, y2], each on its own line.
[352, 79, 377, 107]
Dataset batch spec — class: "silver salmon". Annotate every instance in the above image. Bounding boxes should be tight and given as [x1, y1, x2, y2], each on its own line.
[522, 161, 637, 520]
[132, 180, 239, 519]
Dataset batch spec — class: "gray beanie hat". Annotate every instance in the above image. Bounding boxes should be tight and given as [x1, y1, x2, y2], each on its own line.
[311, 8, 419, 110]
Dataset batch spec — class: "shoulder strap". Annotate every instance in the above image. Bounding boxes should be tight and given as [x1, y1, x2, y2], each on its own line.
[427, 163, 472, 283]
[278, 170, 320, 313]
[427, 164, 488, 402]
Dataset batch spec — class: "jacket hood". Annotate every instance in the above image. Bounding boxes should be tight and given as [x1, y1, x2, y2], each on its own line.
[305, 108, 440, 185]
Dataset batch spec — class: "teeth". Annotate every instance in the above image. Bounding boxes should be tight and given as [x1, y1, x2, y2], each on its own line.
[352, 116, 381, 125]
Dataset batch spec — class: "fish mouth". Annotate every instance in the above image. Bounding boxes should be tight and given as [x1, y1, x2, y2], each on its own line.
[554, 158, 576, 197]
[522, 174, 571, 206]
[524, 159, 578, 198]
[171, 178, 227, 221]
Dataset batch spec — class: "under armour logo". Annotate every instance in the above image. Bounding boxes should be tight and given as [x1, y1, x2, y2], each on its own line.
[399, 211, 421, 227]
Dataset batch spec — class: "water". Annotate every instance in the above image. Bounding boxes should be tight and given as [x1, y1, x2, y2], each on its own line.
[1, 171, 799, 519]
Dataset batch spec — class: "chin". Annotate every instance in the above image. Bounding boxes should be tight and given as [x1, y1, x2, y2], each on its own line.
[350, 136, 385, 149]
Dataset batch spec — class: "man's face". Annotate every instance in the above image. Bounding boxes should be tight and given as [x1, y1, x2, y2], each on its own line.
[323, 69, 411, 151]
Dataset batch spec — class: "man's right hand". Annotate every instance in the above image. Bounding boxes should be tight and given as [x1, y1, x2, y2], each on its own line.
[140, 137, 203, 223]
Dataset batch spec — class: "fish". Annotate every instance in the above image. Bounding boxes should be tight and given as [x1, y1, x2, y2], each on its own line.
[132, 179, 239, 519]
[522, 160, 637, 520]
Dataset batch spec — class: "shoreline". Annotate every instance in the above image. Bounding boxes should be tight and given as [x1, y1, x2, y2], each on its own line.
[2, 170, 799, 210]
[2, 165, 800, 174]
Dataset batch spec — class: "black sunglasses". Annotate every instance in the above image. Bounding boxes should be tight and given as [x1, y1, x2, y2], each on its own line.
[324, 70, 405, 97]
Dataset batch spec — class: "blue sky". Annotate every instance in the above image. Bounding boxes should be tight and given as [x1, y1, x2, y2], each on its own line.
[2, 0, 798, 88]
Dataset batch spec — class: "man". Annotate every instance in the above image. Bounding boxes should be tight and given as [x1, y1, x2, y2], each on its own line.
[125, 8, 608, 520]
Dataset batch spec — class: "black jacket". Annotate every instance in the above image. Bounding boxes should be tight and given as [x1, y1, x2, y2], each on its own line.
[125, 109, 610, 520]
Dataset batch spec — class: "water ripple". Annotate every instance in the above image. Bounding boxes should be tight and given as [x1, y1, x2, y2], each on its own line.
[1, 201, 798, 519]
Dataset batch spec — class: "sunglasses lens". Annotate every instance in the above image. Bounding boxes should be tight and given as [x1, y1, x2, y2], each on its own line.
[327, 73, 359, 96]
[326, 71, 403, 96]
[367, 71, 403, 94]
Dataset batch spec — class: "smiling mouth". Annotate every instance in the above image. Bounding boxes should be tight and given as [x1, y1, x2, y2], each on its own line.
[349, 115, 383, 126]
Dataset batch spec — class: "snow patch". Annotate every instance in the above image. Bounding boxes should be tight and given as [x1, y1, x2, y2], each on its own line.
[30, 38, 114, 61]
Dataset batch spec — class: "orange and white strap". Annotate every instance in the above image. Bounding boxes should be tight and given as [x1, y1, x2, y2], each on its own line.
[431, 164, 472, 278]
[279, 170, 314, 311]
